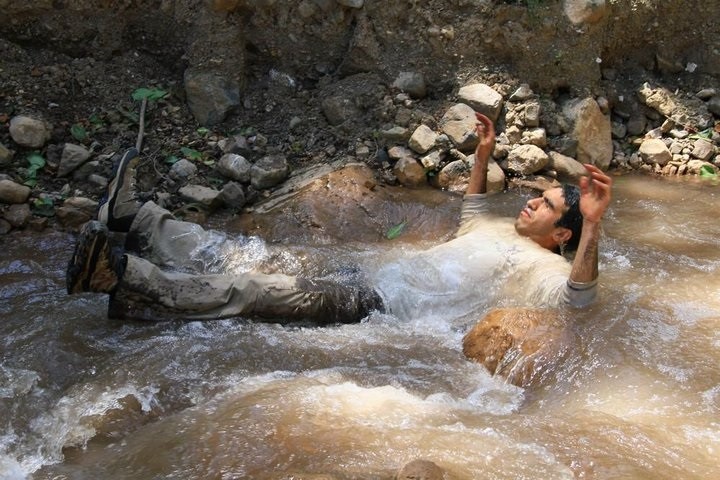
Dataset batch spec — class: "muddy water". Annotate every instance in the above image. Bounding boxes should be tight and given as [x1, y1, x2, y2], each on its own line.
[1, 174, 719, 480]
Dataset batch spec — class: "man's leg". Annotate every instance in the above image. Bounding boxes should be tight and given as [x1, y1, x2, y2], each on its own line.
[68, 222, 384, 324]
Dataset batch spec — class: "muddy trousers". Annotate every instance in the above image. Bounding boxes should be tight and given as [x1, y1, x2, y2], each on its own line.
[108, 202, 384, 323]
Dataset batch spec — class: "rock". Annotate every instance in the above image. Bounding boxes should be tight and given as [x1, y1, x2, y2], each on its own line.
[523, 100, 541, 127]
[520, 128, 547, 148]
[393, 156, 426, 187]
[56, 196, 98, 229]
[687, 160, 717, 175]
[220, 181, 246, 209]
[57, 143, 91, 177]
[220, 134, 252, 156]
[420, 150, 444, 170]
[408, 124, 438, 154]
[457, 83, 503, 121]
[184, 69, 241, 126]
[388, 146, 414, 160]
[467, 154, 505, 193]
[463, 308, 575, 387]
[321, 96, 360, 126]
[507, 144, 550, 175]
[509, 175, 561, 193]
[217, 153, 252, 183]
[396, 459, 445, 480]
[439, 103, 478, 152]
[637, 83, 676, 117]
[392, 71, 427, 99]
[708, 95, 720, 117]
[0, 218, 12, 234]
[611, 120, 627, 139]
[0, 180, 31, 204]
[564, 0, 608, 25]
[179, 185, 223, 209]
[336, 0, 364, 8]
[0, 143, 13, 166]
[437, 159, 469, 193]
[380, 126, 410, 142]
[639, 138, 672, 166]
[547, 151, 587, 183]
[691, 139, 715, 161]
[562, 97, 612, 170]
[509, 83, 534, 102]
[87, 174, 109, 190]
[8, 115, 51, 148]
[251, 154, 290, 190]
[169, 159, 198, 181]
[696, 88, 717, 100]
[3, 203, 31, 228]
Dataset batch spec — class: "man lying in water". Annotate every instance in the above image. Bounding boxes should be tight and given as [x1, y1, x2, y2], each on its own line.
[66, 113, 612, 323]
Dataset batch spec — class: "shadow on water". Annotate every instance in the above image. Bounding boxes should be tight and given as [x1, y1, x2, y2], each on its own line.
[1, 174, 719, 479]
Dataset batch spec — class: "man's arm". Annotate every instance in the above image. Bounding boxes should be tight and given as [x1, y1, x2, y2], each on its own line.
[467, 113, 495, 195]
[569, 164, 613, 285]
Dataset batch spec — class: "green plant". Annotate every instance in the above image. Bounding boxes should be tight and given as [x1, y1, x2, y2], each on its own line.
[23, 153, 46, 187]
[31, 196, 55, 217]
[70, 123, 88, 142]
[180, 147, 215, 167]
[386, 221, 407, 240]
[131, 87, 169, 102]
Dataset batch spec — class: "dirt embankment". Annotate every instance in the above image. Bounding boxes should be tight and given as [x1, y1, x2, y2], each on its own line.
[0, 0, 719, 233]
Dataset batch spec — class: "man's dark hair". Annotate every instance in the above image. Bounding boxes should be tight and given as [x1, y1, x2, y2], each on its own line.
[555, 184, 582, 253]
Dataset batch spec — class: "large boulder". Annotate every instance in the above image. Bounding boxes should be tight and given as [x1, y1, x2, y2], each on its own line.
[463, 308, 576, 387]
[562, 98, 613, 170]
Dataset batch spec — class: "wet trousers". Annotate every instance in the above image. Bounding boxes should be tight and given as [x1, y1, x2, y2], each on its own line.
[108, 202, 384, 323]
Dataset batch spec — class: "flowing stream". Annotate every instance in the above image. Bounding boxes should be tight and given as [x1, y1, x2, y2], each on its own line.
[1, 174, 719, 479]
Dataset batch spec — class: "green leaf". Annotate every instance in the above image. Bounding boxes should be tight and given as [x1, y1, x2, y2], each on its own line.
[699, 164, 717, 178]
[70, 123, 88, 142]
[197, 127, 210, 136]
[23, 178, 37, 188]
[88, 113, 104, 127]
[32, 197, 55, 217]
[180, 147, 203, 161]
[386, 221, 407, 240]
[27, 153, 46, 169]
[132, 87, 168, 102]
[165, 155, 180, 165]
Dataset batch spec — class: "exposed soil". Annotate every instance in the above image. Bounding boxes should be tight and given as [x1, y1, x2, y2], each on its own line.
[0, 0, 719, 232]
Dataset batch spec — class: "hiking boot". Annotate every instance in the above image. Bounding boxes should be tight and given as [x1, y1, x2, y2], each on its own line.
[67, 221, 126, 294]
[97, 148, 142, 232]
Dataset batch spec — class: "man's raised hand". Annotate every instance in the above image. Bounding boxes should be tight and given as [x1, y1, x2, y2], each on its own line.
[579, 164, 612, 224]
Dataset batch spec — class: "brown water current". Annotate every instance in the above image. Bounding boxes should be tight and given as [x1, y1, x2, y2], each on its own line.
[1, 174, 719, 479]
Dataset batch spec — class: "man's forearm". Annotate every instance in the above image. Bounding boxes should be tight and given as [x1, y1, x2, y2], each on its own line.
[467, 155, 488, 194]
[569, 220, 600, 284]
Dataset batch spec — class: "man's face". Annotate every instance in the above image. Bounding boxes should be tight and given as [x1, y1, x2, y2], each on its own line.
[514, 187, 568, 244]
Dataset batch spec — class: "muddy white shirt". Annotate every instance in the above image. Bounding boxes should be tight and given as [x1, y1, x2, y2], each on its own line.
[373, 194, 597, 321]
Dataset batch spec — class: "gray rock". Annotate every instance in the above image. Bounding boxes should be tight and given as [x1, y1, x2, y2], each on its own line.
[0, 218, 11, 234]
[708, 95, 720, 117]
[547, 151, 587, 183]
[217, 153, 252, 183]
[639, 138, 672, 166]
[523, 101, 541, 127]
[336, 0, 364, 7]
[437, 159, 469, 193]
[564, 0, 608, 24]
[691, 139, 715, 161]
[420, 150, 444, 170]
[696, 88, 717, 100]
[0, 180, 31, 204]
[520, 128, 548, 148]
[220, 181, 246, 209]
[457, 83, 503, 121]
[169, 159, 198, 181]
[9, 115, 51, 148]
[184, 69, 241, 126]
[396, 459, 445, 480]
[562, 97, 613, 170]
[388, 146, 413, 160]
[179, 185, 222, 208]
[507, 144, 550, 175]
[408, 124, 438, 154]
[56, 196, 98, 229]
[611, 121, 627, 139]
[509, 83, 534, 102]
[392, 71, 427, 99]
[251, 154, 290, 190]
[637, 83, 676, 117]
[57, 143, 91, 177]
[439, 103, 478, 152]
[379, 126, 409, 142]
[3, 203, 31, 228]
[393, 156, 426, 187]
[321, 96, 360, 126]
[87, 174, 109, 190]
[0, 143, 13, 166]
[687, 160, 717, 175]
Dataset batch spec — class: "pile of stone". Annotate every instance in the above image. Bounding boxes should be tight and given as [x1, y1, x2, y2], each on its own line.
[388, 78, 720, 193]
